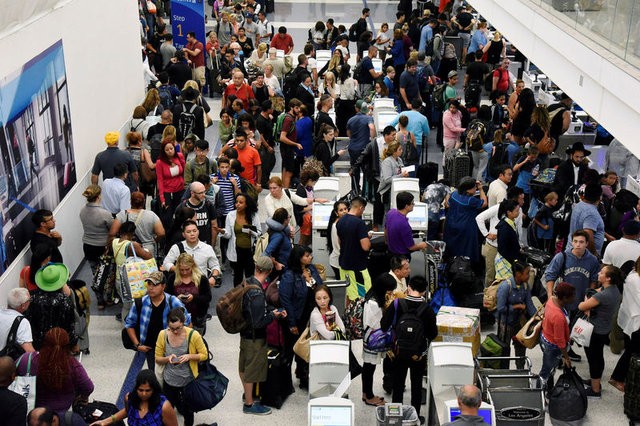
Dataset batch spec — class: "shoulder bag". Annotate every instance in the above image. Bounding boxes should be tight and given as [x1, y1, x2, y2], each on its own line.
[515, 304, 545, 349]
[9, 352, 36, 411]
[293, 325, 319, 363]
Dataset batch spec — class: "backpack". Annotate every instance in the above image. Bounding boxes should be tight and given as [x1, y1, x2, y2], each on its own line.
[394, 298, 429, 359]
[253, 232, 270, 263]
[273, 112, 295, 144]
[447, 256, 476, 302]
[417, 65, 432, 94]
[130, 120, 143, 133]
[348, 23, 358, 42]
[282, 72, 299, 102]
[443, 42, 457, 59]
[0, 316, 25, 360]
[487, 143, 510, 180]
[424, 37, 435, 57]
[433, 83, 447, 111]
[399, 132, 419, 165]
[352, 60, 364, 81]
[158, 86, 174, 110]
[148, 133, 163, 163]
[177, 103, 198, 141]
[344, 297, 366, 340]
[466, 120, 486, 151]
[216, 282, 262, 334]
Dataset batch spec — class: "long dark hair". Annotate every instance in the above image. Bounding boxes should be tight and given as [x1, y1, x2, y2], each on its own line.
[237, 193, 258, 223]
[326, 201, 349, 251]
[288, 244, 312, 274]
[128, 369, 163, 411]
[365, 272, 397, 307]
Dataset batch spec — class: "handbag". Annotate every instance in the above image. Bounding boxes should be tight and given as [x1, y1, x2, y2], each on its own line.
[9, 352, 36, 411]
[119, 243, 158, 302]
[293, 326, 319, 363]
[184, 361, 229, 412]
[265, 280, 280, 307]
[570, 316, 594, 347]
[92, 253, 116, 296]
[515, 304, 545, 349]
[314, 263, 327, 281]
[140, 158, 156, 183]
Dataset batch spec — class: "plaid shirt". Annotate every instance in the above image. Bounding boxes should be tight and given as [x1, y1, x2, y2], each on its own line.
[124, 293, 191, 344]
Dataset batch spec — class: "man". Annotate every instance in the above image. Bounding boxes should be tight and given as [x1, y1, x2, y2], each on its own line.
[239, 257, 287, 416]
[467, 21, 489, 60]
[487, 165, 513, 207]
[359, 46, 382, 96]
[243, 12, 259, 45]
[184, 139, 218, 188]
[219, 48, 244, 85]
[451, 5, 476, 65]
[465, 50, 490, 90]
[166, 49, 193, 90]
[27, 407, 86, 426]
[385, 192, 428, 258]
[393, 11, 406, 31]
[183, 32, 205, 88]
[147, 109, 173, 146]
[545, 230, 599, 362]
[442, 385, 491, 426]
[389, 98, 430, 148]
[335, 35, 351, 61]
[256, 11, 273, 45]
[172, 86, 205, 142]
[125, 271, 191, 369]
[353, 125, 397, 230]
[347, 100, 375, 191]
[381, 276, 438, 425]
[0, 288, 35, 357]
[279, 99, 303, 189]
[101, 163, 131, 215]
[548, 92, 573, 143]
[30, 209, 63, 263]
[492, 58, 513, 93]
[295, 73, 315, 116]
[256, 100, 276, 188]
[351, 8, 369, 60]
[0, 356, 27, 424]
[223, 70, 255, 112]
[179, 182, 218, 247]
[602, 220, 640, 268]
[262, 47, 287, 79]
[270, 26, 294, 54]
[399, 59, 422, 110]
[568, 183, 606, 255]
[91, 131, 139, 192]
[476, 187, 525, 286]
[389, 255, 411, 295]
[336, 197, 372, 303]
[164, 220, 221, 285]
[304, 44, 319, 88]
[159, 33, 177, 70]
[324, 18, 340, 49]
[553, 142, 590, 200]
[234, 129, 262, 188]
[418, 19, 436, 55]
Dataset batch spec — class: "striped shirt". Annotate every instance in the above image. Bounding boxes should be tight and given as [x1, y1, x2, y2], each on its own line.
[215, 172, 239, 214]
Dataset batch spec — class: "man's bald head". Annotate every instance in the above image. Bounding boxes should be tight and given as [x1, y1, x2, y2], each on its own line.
[190, 181, 205, 196]
[28, 407, 58, 426]
[458, 384, 482, 409]
[0, 356, 16, 386]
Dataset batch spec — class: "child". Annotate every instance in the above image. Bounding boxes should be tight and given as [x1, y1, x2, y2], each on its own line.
[513, 145, 542, 217]
[533, 191, 558, 253]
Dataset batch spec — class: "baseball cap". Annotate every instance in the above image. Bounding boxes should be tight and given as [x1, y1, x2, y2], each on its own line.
[448, 70, 458, 79]
[145, 271, 165, 286]
[356, 99, 369, 113]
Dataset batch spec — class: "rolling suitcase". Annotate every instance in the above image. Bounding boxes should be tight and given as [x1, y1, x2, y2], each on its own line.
[254, 347, 294, 409]
[417, 162, 439, 191]
[444, 149, 472, 187]
[625, 354, 640, 422]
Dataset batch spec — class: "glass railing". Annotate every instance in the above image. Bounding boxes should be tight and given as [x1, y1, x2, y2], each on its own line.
[528, 0, 640, 71]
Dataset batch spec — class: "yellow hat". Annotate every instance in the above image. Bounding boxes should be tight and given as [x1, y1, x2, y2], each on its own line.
[104, 131, 120, 145]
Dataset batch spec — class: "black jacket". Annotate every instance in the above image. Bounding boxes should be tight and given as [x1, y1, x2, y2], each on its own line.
[553, 159, 588, 200]
[353, 139, 382, 179]
[496, 219, 523, 265]
[314, 140, 340, 176]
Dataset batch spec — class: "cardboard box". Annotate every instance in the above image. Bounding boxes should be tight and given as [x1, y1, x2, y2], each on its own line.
[433, 329, 481, 356]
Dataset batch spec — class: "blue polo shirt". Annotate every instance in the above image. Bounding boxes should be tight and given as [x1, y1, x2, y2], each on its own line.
[346, 113, 374, 153]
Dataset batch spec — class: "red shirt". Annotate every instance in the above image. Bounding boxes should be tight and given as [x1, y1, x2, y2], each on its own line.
[270, 33, 294, 53]
[156, 152, 186, 203]
[493, 68, 509, 92]
[541, 299, 570, 349]
[224, 83, 255, 110]
[236, 145, 262, 183]
[187, 40, 205, 68]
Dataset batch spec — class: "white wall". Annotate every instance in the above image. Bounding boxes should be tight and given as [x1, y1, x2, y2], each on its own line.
[471, 0, 640, 158]
[0, 0, 144, 303]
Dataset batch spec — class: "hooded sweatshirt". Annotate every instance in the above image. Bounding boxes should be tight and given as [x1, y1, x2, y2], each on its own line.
[263, 218, 292, 265]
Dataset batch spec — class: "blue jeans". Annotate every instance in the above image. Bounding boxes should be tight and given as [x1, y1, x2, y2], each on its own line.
[539, 337, 562, 381]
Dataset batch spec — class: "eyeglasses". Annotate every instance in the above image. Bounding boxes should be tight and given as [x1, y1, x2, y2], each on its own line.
[194, 191, 206, 195]
[146, 281, 163, 287]
[168, 324, 184, 333]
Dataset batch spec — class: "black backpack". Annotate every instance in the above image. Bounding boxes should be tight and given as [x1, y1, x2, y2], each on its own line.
[282, 72, 299, 102]
[447, 256, 476, 301]
[487, 142, 510, 180]
[0, 316, 25, 360]
[352, 60, 364, 82]
[433, 83, 447, 111]
[394, 299, 429, 359]
[158, 85, 174, 111]
[424, 37, 435, 57]
[177, 103, 198, 140]
[348, 23, 358, 42]
[148, 133, 163, 163]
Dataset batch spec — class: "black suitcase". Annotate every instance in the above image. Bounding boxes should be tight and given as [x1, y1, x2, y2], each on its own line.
[522, 246, 551, 270]
[255, 348, 294, 409]
[625, 354, 640, 422]
[73, 400, 124, 425]
[417, 162, 439, 190]
[444, 149, 472, 187]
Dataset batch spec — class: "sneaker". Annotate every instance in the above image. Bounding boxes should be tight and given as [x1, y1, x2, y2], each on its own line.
[568, 348, 582, 362]
[419, 415, 425, 425]
[243, 402, 272, 415]
[585, 386, 601, 399]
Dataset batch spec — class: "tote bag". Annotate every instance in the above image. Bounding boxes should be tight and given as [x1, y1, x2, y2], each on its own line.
[9, 352, 36, 411]
[570, 317, 594, 347]
[515, 305, 545, 349]
[293, 326, 319, 363]
[119, 243, 158, 302]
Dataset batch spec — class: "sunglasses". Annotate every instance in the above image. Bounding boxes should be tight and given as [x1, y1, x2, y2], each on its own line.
[146, 281, 163, 287]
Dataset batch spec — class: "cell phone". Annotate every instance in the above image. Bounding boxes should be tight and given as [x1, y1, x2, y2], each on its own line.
[179, 294, 189, 300]
[277, 308, 284, 312]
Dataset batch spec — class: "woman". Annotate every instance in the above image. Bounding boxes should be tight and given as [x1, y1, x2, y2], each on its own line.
[249, 43, 268, 68]
[396, 114, 417, 168]
[110, 191, 165, 258]
[263, 207, 293, 278]
[167, 253, 212, 335]
[279, 245, 323, 389]
[90, 369, 178, 426]
[264, 176, 314, 230]
[310, 21, 327, 50]
[443, 177, 487, 264]
[156, 140, 186, 229]
[327, 201, 349, 278]
[237, 113, 260, 148]
[143, 88, 163, 116]
[508, 80, 525, 121]
[237, 27, 254, 58]
[389, 29, 406, 88]
[483, 31, 506, 67]
[510, 88, 536, 144]
[130, 105, 151, 141]
[362, 273, 396, 406]
[336, 64, 357, 136]
[495, 199, 524, 281]
[310, 285, 346, 339]
[263, 64, 282, 95]
[318, 49, 343, 79]
[539, 282, 575, 386]
[578, 265, 623, 397]
[495, 261, 536, 369]
[374, 23, 391, 61]
[19, 244, 53, 293]
[127, 131, 155, 197]
[370, 79, 390, 104]
[383, 66, 400, 108]
[296, 105, 314, 161]
[220, 193, 261, 286]
[443, 100, 466, 154]
[314, 124, 346, 176]
[295, 170, 321, 246]
[601, 171, 619, 203]
[379, 141, 408, 210]
[155, 308, 208, 426]
[611, 258, 640, 392]
[161, 124, 178, 146]
[17, 328, 94, 416]
[112, 221, 154, 320]
[165, 206, 196, 249]
[322, 71, 339, 100]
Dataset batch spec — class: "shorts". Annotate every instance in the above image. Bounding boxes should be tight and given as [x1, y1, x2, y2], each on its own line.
[238, 337, 268, 383]
[280, 147, 296, 172]
[459, 32, 471, 49]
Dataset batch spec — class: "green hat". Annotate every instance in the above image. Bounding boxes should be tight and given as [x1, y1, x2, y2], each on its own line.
[35, 263, 69, 292]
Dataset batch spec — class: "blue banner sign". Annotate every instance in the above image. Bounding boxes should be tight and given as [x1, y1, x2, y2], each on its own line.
[171, 0, 206, 50]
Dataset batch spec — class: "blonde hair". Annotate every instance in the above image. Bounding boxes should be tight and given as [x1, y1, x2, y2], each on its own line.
[174, 253, 203, 287]
[82, 184, 102, 202]
[324, 71, 336, 86]
[382, 141, 401, 160]
[258, 42, 267, 52]
[409, 51, 419, 61]
[328, 54, 342, 73]
[162, 125, 177, 143]
[182, 80, 200, 92]
[531, 106, 550, 131]
[545, 191, 558, 203]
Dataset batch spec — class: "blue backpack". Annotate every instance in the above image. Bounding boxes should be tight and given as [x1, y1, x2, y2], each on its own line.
[158, 85, 174, 110]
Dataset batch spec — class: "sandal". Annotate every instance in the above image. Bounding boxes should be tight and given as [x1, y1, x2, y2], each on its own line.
[363, 395, 385, 406]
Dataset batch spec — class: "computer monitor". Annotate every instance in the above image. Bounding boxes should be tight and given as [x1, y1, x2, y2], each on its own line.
[312, 203, 335, 229]
[407, 202, 428, 231]
[308, 397, 354, 426]
[445, 400, 496, 426]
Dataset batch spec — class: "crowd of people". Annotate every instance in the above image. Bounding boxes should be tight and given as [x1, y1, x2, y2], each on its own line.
[2, 0, 640, 425]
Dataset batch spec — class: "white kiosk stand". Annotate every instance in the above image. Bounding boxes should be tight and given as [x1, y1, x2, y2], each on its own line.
[309, 340, 350, 399]
[311, 202, 337, 271]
